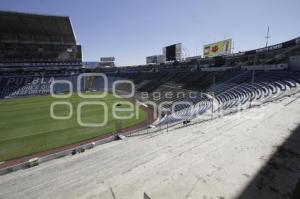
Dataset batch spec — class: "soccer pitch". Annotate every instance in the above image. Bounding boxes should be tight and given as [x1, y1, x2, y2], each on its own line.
[0, 93, 148, 162]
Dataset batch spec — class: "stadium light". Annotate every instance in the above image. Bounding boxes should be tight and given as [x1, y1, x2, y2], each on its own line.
[265, 26, 271, 47]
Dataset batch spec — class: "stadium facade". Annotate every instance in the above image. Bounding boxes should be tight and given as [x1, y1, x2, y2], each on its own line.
[0, 10, 82, 70]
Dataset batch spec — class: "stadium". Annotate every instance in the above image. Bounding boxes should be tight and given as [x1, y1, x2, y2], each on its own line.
[0, 7, 300, 199]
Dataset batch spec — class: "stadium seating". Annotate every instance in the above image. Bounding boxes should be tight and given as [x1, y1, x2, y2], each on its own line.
[156, 70, 300, 126]
[0, 11, 82, 68]
[0, 74, 78, 98]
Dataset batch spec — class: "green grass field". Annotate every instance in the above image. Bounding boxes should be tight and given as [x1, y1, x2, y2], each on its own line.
[0, 93, 147, 162]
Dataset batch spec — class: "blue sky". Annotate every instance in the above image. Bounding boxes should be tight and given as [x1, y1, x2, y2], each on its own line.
[1, 0, 300, 65]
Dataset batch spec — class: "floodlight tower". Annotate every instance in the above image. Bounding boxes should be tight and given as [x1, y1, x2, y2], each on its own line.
[265, 26, 270, 47]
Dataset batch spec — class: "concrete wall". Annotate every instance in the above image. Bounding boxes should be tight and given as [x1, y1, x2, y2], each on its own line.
[289, 55, 300, 71]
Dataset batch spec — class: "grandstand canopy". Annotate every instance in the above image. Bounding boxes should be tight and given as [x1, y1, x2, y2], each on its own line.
[0, 10, 76, 45]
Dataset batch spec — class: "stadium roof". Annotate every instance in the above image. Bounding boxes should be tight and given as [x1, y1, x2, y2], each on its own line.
[0, 10, 76, 45]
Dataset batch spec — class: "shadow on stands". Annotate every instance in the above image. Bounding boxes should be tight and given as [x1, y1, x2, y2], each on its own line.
[237, 124, 300, 199]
